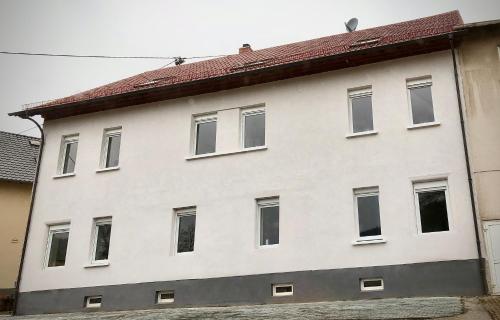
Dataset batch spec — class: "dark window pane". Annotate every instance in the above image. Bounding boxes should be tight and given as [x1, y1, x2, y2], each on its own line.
[48, 231, 69, 267]
[196, 121, 216, 155]
[160, 292, 174, 300]
[62, 142, 78, 174]
[95, 224, 112, 261]
[357, 195, 381, 237]
[410, 86, 435, 124]
[351, 96, 374, 133]
[275, 286, 292, 293]
[363, 280, 382, 288]
[418, 190, 449, 233]
[260, 206, 279, 245]
[177, 215, 196, 253]
[105, 135, 121, 168]
[88, 297, 101, 304]
[244, 113, 265, 148]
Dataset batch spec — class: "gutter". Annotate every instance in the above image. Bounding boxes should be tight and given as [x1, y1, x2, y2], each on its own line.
[448, 33, 487, 294]
[11, 116, 44, 315]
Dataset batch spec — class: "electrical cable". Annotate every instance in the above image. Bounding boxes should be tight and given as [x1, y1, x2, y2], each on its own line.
[0, 51, 228, 60]
[16, 126, 37, 134]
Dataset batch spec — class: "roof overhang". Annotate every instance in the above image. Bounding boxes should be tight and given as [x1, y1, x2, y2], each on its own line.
[9, 33, 458, 120]
[454, 18, 500, 31]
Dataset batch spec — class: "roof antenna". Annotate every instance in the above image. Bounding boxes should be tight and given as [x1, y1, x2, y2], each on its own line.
[174, 57, 185, 65]
[345, 18, 358, 32]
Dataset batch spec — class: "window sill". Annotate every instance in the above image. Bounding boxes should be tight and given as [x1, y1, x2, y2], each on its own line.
[52, 173, 76, 179]
[352, 238, 386, 246]
[175, 251, 195, 256]
[84, 261, 110, 268]
[186, 146, 267, 160]
[258, 244, 279, 249]
[45, 265, 65, 270]
[407, 122, 441, 130]
[96, 166, 120, 173]
[345, 130, 378, 139]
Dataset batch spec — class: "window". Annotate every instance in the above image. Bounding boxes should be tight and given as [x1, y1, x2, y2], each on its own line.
[354, 187, 382, 240]
[242, 107, 265, 148]
[175, 208, 196, 253]
[414, 180, 450, 233]
[360, 278, 384, 292]
[156, 290, 174, 304]
[258, 198, 279, 246]
[46, 224, 70, 267]
[100, 128, 121, 168]
[85, 296, 102, 308]
[272, 284, 293, 297]
[348, 87, 374, 133]
[91, 218, 112, 263]
[407, 78, 435, 125]
[58, 135, 78, 174]
[193, 114, 217, 155]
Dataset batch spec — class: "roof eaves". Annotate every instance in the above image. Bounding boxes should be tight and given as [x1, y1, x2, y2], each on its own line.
[454, 19, 500, 30]
[9, 33, 454, 119]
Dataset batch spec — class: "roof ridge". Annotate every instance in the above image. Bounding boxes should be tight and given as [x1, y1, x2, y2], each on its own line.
[138, 10, 463, 79]
[0, 130, 41, 140]
[238, 10, 462, 54]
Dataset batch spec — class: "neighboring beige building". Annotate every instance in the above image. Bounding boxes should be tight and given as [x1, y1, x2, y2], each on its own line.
[456, 20, 500, 294]
[0, 131, 40, 296]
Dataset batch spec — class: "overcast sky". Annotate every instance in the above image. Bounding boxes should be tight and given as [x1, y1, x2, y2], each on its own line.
[1, 0, 499, 137]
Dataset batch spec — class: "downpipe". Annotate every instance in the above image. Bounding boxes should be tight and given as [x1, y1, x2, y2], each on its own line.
[448, 33, 487, 295]
[12, 116, 44, 315]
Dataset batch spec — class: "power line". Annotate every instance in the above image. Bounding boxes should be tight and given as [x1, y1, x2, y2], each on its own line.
[0, 51, 228, 60]
[16, 126, 37, 135]
[160, 59, 177, 69]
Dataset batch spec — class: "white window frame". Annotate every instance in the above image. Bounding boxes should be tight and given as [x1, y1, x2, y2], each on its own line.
[413, 180, 451, 234]
[406, 77, 436, 126]
[353, 187, 383, 242]
[240, 106, 266, 149]
[257, 197, 280, 247]
[348, 87, 374, 134]
[360, 278, 384, 292]
[99, 127, 122, 169]
[272, 284, 293, 297]
[45, 224, 70, 268]
[57, 134, 79, 175]
[192, 114, 217, 155]
[156, 290, 175, 304]
[85, 295, 102, 308]
[174, 207, 196, 254]
[90, 217, 112, 264]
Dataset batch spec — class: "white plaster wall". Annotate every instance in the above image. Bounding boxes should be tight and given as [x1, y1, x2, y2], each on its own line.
[20, 51, 479, 292]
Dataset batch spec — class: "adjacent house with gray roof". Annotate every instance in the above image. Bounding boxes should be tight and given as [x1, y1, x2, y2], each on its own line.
[0, 131, 40, 307]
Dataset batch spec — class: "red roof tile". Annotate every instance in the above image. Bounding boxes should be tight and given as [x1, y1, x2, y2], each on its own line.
[22, 11, 463, 113]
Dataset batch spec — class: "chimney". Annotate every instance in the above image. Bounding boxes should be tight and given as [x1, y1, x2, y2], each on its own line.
[239, 43, 252, 54]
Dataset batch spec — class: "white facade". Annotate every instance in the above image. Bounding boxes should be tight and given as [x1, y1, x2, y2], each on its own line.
[20, 51, 478, 293]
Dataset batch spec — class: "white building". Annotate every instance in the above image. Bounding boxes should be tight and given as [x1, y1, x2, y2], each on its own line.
[11, 11, 484, 315]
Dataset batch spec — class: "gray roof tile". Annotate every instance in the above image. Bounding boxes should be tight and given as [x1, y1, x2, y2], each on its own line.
[0, 131, 40, 183]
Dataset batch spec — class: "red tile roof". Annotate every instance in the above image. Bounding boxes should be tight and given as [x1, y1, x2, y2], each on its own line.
[18, 11, 463, 115]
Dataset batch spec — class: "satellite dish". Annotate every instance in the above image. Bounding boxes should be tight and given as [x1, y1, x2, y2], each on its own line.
[345, 18, 358, 32]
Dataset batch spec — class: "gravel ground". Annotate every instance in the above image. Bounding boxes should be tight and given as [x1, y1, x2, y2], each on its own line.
[0, 297, 467, 320]
[480, 296, 500, 320]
